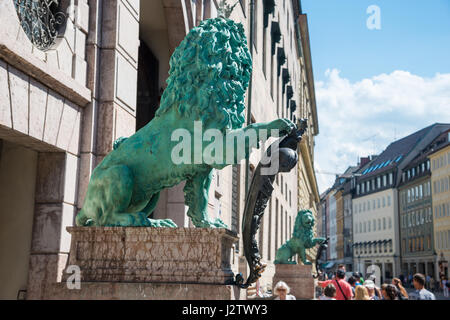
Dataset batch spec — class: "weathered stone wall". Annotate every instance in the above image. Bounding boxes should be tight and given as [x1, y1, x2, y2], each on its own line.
[0, 0, 91, 300]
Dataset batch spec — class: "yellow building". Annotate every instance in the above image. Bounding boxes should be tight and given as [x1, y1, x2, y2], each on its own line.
[429, 131, 450, 279]
[296, 13, 321, 264]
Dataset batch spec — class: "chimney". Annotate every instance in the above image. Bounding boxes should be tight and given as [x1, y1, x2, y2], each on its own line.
[360, 157, 370, 167]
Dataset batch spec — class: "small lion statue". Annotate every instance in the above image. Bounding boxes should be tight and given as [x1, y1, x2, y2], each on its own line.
[274, 210, 326, 265]
[76, 17, 296, 228]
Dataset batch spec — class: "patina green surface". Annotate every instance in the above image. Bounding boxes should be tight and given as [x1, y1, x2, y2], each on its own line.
[274, 210, 326, 264]
[75, 17, 295, 228]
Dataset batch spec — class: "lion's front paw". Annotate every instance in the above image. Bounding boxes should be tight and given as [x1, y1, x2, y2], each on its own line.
[268, 118, 297, 136]
[147, 218, 178, 228]
[212, 218, 228, 229]
[192, 217, 228, 229]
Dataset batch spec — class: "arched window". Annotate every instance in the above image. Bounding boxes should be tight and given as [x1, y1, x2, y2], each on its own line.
[13, 0, 69, 51]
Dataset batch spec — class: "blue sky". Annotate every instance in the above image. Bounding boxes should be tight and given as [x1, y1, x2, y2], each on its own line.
[300, 0, 450, 193]
[302, 0, 450, 82]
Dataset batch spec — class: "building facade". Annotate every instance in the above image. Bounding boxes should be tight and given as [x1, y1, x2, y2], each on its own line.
[353, 187, 398, 281]
[328, 191, 337, 262]
[334, 188, 345, 266]
[398, 155, 434, 278]
[0, 0, 320, 299]
[352, 124, 450, 281]
[318, 189, 330, 263]
[429, 131, 450, 280]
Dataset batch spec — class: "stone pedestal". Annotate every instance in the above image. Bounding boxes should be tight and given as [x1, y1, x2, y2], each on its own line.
[41, 227, 246, 300]
[272, 264, 316, 300]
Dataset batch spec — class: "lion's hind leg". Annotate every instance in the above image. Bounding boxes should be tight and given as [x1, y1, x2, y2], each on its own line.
[274, 243, 296, 264]
[88, 165, 148, 227]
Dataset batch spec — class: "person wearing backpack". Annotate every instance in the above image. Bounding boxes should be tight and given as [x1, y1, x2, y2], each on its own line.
[318, 269, 353, 300]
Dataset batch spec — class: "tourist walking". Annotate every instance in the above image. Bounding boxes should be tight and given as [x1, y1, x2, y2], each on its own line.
[347, 276, 357, 297]
[381, 284, 399, 300]
[392, 278, 408, 300]
[429, 276, 435, 292]
[354, 285, 370, 300]
[442, 276, 449, 298]
[273, 281, 296, 300]
[363, 280, 380, 300]
[318, 269, 353, 300]
[408, 273, 436, 300]
[319, 284, 337, 300]
[366, 274, 382, 299]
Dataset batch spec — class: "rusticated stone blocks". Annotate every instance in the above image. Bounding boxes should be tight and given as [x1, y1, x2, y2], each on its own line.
[272, 264, 316, 300]
[45, 282, 245, 300]
[63, 227, 239, 284]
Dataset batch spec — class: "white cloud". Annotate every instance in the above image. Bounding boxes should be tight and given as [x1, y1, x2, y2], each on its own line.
[314, 69, 450, 194]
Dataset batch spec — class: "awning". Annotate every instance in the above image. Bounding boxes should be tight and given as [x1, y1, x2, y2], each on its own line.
[323, 262, 335, 269]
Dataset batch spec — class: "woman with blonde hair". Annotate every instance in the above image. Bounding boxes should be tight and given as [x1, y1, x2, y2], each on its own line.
[354, 284, 370, 300]
[273, 281, 296, 300]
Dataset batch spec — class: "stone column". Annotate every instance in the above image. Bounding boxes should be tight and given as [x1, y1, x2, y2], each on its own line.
[78, 0, 140, 207]
[27, 152, 79, 299]
[162, 0, 194, 56]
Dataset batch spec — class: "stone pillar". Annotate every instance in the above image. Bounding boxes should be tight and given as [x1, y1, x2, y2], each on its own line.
[45, 227, 245, 300]
[96, 0, 140, 163]
[162, 0, 193, 56]
[381, 262, 386, 282]
[272, 264, 315, 300]
[27, 152, 79, 299]
[78, 0, 140, 208]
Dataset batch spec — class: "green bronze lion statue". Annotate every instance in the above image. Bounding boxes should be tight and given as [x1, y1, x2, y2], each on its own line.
[75, 17, 296, 228]
[274, 210, 326, 264]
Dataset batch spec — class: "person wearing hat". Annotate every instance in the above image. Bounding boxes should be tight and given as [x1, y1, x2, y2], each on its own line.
[318, 269, 353, 300]
[363, 280, 380, 300]
[366, 274, 382, 299]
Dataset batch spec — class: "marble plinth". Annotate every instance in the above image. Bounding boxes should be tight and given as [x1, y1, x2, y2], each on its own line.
[272, 264, 316, 300]
[31, 227, 247, 300]
[44, 282, 246, 300]
[62, 227, 239, 285]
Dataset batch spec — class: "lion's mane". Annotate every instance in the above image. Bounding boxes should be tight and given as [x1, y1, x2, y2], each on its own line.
[155, 17, 252, 130]
[293, 209, 316, 248]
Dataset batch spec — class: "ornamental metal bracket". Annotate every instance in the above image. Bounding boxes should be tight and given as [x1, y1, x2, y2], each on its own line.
[234, 119, 308, 288]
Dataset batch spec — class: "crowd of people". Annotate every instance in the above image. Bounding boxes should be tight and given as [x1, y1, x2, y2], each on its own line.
[315, 264, 437, 300]
[271, 264, 448, 300]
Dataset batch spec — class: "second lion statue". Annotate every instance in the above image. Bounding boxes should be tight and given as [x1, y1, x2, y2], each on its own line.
[274, 210, 326, 265]
[76, 17, 296, 228]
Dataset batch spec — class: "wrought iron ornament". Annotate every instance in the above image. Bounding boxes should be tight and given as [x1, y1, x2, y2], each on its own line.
[13, 0, 67, 51]
[235, 119, 308, 288]
[313, 237, 329, 279]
